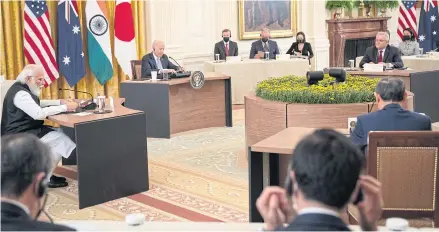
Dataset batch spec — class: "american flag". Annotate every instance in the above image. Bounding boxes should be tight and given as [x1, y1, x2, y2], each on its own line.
[24, 0, 59, 86]
[397, 0, 418, 40]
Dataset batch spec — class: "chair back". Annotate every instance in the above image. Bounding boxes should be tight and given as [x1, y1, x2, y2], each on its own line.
[130, 60, 142, 80]
[368, 131, 439, 227]
[1, 80, 15, 121]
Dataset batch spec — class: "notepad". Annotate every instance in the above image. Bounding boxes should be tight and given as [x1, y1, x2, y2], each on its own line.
[74, 112, 92, 116]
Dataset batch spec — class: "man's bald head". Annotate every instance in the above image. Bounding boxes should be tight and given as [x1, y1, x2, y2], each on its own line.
[152, 40, 165, 57]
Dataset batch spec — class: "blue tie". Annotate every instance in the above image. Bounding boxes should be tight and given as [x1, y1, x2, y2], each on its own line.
[156, 58, 163, 69]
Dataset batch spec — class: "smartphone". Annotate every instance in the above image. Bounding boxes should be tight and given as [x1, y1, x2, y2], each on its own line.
[353, 188, 363, 205]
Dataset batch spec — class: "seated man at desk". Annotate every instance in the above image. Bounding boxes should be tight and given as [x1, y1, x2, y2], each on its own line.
[350, 78, 432, 152]
[249, 28, 279, 59]
[1, 64, 78, 188]
[359, 32, 404, 68]
[141, 40, 182, 78]
[214, 29, 238, 60]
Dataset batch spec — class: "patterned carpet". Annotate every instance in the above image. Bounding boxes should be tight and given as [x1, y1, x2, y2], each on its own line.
[49, 109, 248, 222]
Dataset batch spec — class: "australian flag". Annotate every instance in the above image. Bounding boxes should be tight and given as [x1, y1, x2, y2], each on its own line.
[418, 0, 439, 52]
[57, 0, 85, 87]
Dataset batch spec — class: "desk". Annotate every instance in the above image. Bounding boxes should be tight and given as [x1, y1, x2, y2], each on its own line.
[56, 220, 419, 231]
[120, 72, 232, 138]
[401, 56, 439, 72]
[248, 127, 349, 222]
[347, 69, 413, 90]
[204, 59, 310, 104]
[49, 99, 148, 209]
[356, 56, 439, 72]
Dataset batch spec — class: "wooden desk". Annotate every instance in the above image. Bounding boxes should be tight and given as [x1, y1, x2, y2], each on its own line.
[48, 99, 148, 209]
[120, 72, 232, 138]
[248, 127, 349, 222]
[347, 69, 413, 90]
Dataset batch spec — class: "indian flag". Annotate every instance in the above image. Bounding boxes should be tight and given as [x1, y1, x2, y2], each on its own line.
[86, 0, 113, 85]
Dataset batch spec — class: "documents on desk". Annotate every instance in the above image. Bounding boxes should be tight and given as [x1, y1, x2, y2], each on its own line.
[226, 56, 242, 62]
[74, 112, 92, 116]
[363, 63, 384, 72]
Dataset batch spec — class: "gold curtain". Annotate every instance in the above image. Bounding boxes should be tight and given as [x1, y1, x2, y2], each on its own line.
[0, 0, 147, 100]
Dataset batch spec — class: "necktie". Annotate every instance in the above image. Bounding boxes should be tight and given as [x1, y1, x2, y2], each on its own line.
[225, 43, 229, 56]
[156, 58, 163, 69]
[378, 50, 383, 63]
[263, 42, 269, 52]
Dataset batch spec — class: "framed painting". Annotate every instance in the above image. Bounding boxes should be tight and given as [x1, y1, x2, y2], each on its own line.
[238, 0, 298, 40]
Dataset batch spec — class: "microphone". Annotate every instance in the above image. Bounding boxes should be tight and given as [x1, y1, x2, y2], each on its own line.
[58, 88, 93, 100]
[58, 88, 97, 110]
[168, 56, 183, 71]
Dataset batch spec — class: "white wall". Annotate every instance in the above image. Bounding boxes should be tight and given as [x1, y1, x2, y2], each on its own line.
[145, 0, 330, 71]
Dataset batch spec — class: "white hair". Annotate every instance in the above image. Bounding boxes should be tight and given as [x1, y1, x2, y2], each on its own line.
[376, 31, 390, 41]
[16, 64, 43, 84]
[151, 40, 164, 49]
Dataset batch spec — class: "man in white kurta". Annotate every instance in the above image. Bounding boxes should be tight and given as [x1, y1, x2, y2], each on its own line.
[1, 65, 78, 188]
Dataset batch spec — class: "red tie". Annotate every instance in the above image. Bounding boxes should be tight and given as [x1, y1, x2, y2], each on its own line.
[225, 43, 229, 56]
[378, 50, 383, 63]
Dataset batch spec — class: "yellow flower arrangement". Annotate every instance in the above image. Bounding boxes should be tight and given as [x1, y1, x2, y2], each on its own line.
[256, 74, 379, 104]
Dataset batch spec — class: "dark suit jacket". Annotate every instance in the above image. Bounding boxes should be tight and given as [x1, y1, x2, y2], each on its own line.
[141, 52, 179, 78]
[351, 104, 432, 151]
[359, 45, 404, 68]
[249, 40, 279, 59]
[1, 202, 75, 231]
[214, 41, 238, 60]
[286, 42, 314, 58]
[280, 213, 350, 231]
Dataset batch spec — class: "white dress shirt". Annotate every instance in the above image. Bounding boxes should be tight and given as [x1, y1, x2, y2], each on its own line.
[298, 206, 340, 217]
[262, 41, 269, 51]
[13, 91, 67, 120]
[377, 47, 386, 61]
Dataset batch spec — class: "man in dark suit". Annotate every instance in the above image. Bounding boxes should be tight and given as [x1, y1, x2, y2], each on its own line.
[256, 129, 383, 231]
[351, 78, 432, 152]
[249, 28, 280, 59]
[213, 29, 238, 60]
[359, 32, 404, 68]
[141, 40, 181, 78]
[1, 133, 75, 231]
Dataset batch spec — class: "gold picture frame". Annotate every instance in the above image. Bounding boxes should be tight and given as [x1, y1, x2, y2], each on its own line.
[238, 0, 298, 40]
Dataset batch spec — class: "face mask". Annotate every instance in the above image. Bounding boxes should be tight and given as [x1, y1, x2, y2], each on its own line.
[261, 38, 268, 43]
[297, 38, 304, 43]
[223, 37, 230, 43]
[403, 35, 411, 41]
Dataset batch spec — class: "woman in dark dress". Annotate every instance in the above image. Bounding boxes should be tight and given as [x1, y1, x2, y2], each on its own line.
[286, 31, 314, 64]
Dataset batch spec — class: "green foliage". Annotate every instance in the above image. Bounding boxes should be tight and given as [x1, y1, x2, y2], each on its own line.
[255, 74, 379, 104]
[325, 0, 354, 10]
[373, 0, 399, 9]
[353, 0, 399, 9]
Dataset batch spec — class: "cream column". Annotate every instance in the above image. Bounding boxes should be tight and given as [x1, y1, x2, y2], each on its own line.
[301, 0, 330, 71]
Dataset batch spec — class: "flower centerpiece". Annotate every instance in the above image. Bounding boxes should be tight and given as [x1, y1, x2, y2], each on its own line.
[256, 74, 379, 104]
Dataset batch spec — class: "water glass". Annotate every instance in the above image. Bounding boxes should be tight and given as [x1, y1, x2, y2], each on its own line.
[215, 54, 220, 62]
[265, 52, 269, 60]
[349, 60, 355, 69]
